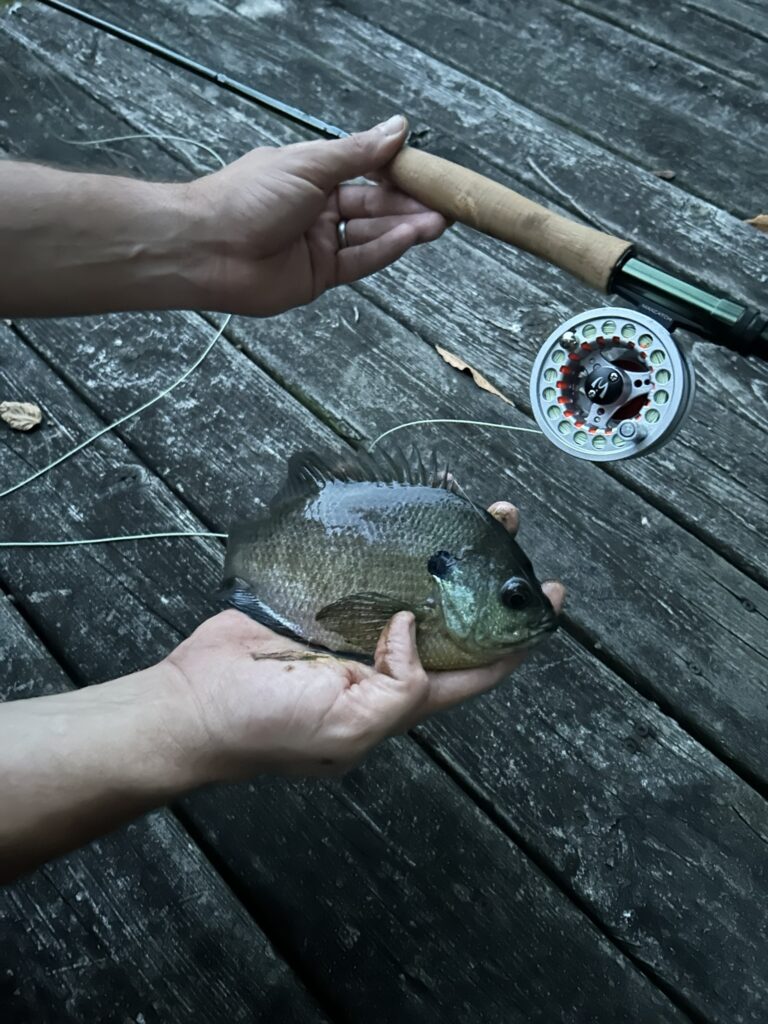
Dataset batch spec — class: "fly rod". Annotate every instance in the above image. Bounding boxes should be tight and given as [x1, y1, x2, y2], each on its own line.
[39, 0, 768, 460]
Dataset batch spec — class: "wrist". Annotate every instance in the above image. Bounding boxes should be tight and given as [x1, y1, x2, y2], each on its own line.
[76, 174, 206, 313]
[84, 662, 214, 797]
[0, 162, 206, 316]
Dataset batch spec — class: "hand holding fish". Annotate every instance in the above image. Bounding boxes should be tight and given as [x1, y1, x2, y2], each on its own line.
[0, 501, 562, 881]
[165, 501, 564, 781]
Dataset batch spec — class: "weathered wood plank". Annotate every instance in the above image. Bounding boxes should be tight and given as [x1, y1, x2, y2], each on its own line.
[37, 0, 768, 589]
[330, 0, 767, 217]
[79, 0, 768, 231]
[9, 2, 765, 781]
[557, 0, 768, 90]
[0, 332, 690, 1022]
[0, 592, 327, 1024]
[688, 0, 768, 40]
[2, 8, 767, 1021]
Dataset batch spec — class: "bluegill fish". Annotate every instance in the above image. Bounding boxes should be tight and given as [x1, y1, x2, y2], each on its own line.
[221, 449, 558, 671]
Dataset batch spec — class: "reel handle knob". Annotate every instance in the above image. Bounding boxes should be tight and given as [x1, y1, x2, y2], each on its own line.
[388, 146, 633, 291]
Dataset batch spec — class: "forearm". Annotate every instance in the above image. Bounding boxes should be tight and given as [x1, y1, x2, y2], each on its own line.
[0, 665, 203, 882]
[0, 160, 204, 316]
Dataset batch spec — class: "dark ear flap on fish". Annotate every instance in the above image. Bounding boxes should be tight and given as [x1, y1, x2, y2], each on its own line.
[218, 576, 305, 642]
[315, 591, 421, 649]
[427, 550, 457, 579]
[275, 445, 463, 503]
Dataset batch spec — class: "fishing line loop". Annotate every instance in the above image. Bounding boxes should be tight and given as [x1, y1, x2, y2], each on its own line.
[371, 419, 543, 449]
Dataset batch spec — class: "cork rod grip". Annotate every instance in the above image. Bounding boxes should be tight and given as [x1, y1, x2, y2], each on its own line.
[388, 147, 633, 293]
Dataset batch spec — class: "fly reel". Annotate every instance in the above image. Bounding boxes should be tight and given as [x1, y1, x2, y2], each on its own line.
[530, 307, 695, 462]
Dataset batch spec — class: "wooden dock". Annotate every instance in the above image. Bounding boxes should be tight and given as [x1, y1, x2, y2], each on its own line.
[1, 1, 766, 1021]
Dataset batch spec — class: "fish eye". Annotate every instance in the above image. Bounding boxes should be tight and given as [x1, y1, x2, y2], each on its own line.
[500, 577, 533, 610]
[428, 550, 455, 579]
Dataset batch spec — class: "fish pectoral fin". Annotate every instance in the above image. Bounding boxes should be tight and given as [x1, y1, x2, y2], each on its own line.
[315, 592, 416, 649]
[218, 576, 304, 642]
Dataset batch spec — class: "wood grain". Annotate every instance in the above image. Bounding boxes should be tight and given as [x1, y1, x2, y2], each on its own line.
[558, 0, 768, 90]
[2, 4, 767, 1021]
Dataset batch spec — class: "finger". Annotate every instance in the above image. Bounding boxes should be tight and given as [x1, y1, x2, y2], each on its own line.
[348, 613, 429, 739]
[373, 611, 428, 685]
[336, 222, 439, 283]
[287, 115, 409, 191]
[542, 579, 566, 615]
[487, 501, 520, 536]
[338, 183, 438, 219]
[344, 211, 447, 247]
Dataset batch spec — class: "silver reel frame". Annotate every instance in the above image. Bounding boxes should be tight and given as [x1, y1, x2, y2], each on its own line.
[529, 307, 695, 462]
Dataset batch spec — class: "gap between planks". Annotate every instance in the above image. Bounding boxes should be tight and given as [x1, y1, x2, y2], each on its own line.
[523, 0, 765, 91]
[688, 0, 768, 44]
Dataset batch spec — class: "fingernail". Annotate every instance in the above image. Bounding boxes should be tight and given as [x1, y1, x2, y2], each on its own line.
[375, 114, 406, 137]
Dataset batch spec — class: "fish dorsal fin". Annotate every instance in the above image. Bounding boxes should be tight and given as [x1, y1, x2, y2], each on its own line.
[277, 445, 460, 502]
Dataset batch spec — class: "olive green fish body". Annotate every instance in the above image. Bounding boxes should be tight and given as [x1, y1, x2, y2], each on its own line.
[222, 450, 556, 670]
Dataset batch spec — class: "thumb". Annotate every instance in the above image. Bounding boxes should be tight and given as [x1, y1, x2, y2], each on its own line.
[374, 610, 428, 685]
[354, 612, 429, 739]
[298, 115, 409, 190]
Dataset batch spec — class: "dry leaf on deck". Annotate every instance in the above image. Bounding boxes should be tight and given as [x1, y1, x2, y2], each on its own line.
[746, 214, 768, 233]
[435, 346, 513, 405]
[0, 401, 43, 431]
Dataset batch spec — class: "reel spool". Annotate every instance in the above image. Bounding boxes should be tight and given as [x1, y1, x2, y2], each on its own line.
[530, 307, 695, 462]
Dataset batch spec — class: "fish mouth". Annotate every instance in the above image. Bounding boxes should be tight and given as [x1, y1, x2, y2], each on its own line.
[494, 613, 559, 653]
[536, 588, 560, 629]
[532, 608, 559, 639]
[538, 606, 559, 634]
[515, 599, 560, 647]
